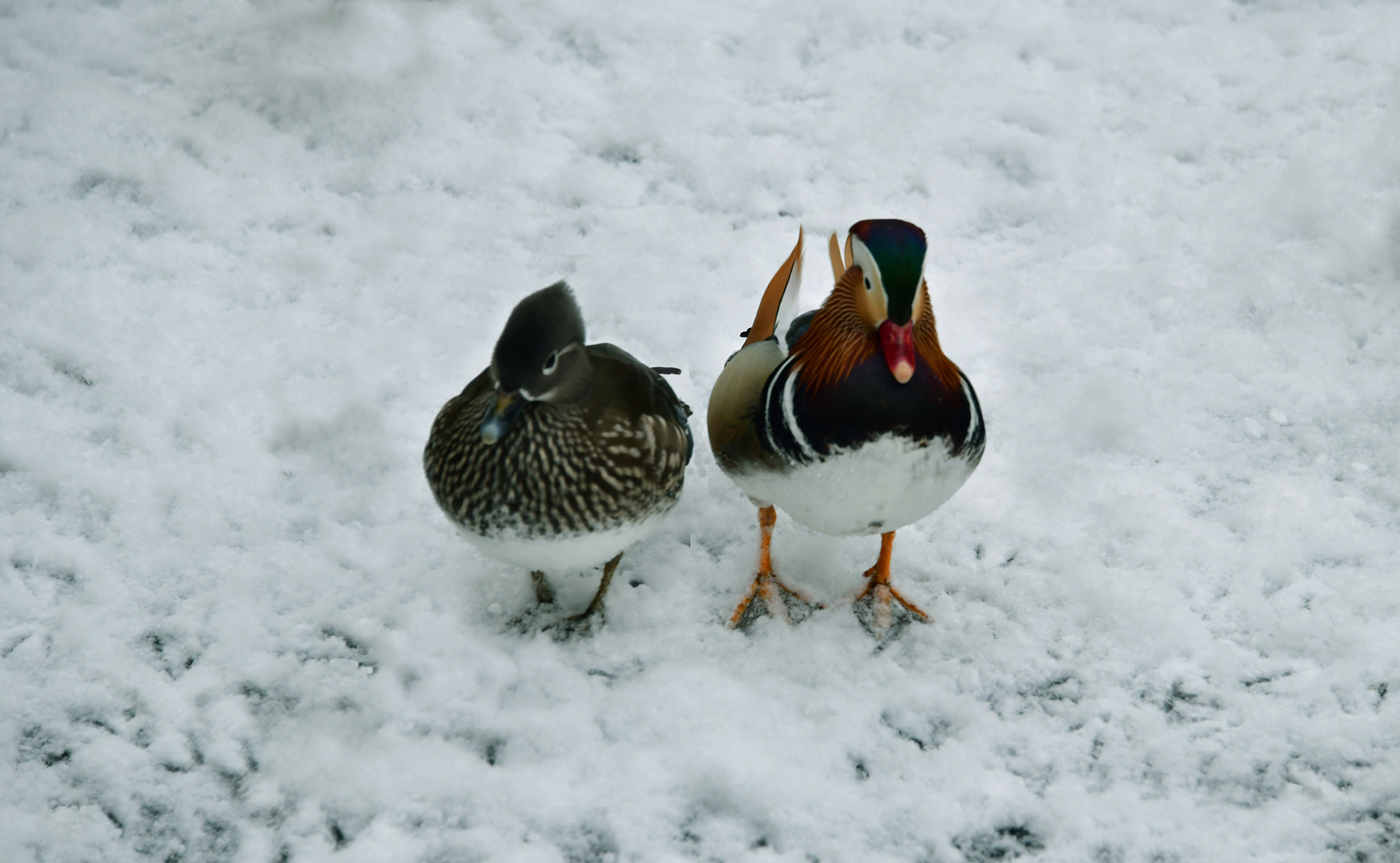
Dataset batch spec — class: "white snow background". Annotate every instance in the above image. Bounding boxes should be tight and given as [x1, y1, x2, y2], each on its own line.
[3, 1, 1400, 861]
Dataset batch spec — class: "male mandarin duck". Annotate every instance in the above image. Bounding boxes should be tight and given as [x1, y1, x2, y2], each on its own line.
[424, 282, 693, 636]
[708, 220, 985, 634]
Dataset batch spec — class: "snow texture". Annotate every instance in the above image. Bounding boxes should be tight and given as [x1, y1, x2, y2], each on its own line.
[3, 1, 1400, 861]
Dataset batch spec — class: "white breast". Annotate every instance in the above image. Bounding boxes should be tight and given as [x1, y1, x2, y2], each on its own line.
[459, 517, 663, 572]
[727, 434, 978, 536]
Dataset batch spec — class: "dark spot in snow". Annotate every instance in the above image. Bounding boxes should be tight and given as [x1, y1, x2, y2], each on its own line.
[562, 824, 618, 863]
[1164, 679, 1198, 712]
[74, 169, 146, 203]
[953, 824, 1045, 861]
[52, 360, 94, 387]
[597, 144, 641, 165]
[237, 682, 299, 715]
[329, 820, 349, 850]
[628, 578, 643, 587]
[1243, 671, 1292, 688]
[1023, 674, 1080, 704]
[880, 711, 951, 751]
[11, 555, 78, 586]
[1093, 844, 1125, 863]
[483, 739, 503, 766]
[75, 714, 117, 735]
[1326, 808, 1400, 861]
[309, 627, 379, 672]
[199, 819, 237, 860]
[217, 769, 245, 800]
[1, 633, 29, 658]
[321, 627, 362, 653]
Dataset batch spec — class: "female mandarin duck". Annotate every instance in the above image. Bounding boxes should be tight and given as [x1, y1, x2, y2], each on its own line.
[708, 220, 984, 634]
[424, 282, 692, 636]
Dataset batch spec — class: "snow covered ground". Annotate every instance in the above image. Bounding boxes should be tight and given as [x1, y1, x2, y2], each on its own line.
[4, 0, 1400, 860]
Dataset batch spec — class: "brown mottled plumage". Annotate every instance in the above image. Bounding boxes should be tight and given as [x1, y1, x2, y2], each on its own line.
[425, 346, 691, 539]
[424, 283, 692, 635]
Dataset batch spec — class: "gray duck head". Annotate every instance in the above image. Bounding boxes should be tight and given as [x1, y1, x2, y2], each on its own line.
[482, 282, 593, 444]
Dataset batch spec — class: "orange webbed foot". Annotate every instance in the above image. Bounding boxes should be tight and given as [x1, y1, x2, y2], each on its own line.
[851, 531, 931, 638]
[729, 569, 819, 629]
[728, 506, 821, 630]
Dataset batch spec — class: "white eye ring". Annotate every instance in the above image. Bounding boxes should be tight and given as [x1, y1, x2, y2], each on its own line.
[542, 352, 559, 375]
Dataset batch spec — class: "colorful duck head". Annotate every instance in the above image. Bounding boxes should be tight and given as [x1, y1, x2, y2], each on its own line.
[785, 218, 955, 397]
[846, 219, 929, 384]
[482, 281, 593, 444]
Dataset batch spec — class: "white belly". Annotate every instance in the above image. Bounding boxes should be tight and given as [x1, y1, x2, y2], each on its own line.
[459, 517, 661, 572]
[727, 434, 977, 536]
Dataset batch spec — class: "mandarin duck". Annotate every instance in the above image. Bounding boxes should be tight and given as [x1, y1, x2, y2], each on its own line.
[424, 282, 693, 635]
[708, 220, 984, 634]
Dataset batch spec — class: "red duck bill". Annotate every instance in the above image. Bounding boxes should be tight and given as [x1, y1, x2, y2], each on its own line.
[878, 320, 916, 384]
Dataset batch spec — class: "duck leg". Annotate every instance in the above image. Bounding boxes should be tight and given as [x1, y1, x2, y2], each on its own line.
[576, 552, 621, 621]
[729, 506, 818, 628]
[853, 531, 930, 635]
[506, 570, 559, 632]
[531, 570, 556, 605]
[546, 552, 622, 639]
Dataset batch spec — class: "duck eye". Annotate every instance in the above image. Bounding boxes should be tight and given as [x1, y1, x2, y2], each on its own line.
[864, 277, 873, 291]
[542, 352, 559, 375]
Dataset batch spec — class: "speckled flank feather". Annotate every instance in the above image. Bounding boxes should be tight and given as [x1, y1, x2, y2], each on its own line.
[423, 352, 690, 554]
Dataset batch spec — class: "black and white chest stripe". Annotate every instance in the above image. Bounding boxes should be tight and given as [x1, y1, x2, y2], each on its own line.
[757, 356, 985, 467]
[758, 355, 818, 463]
